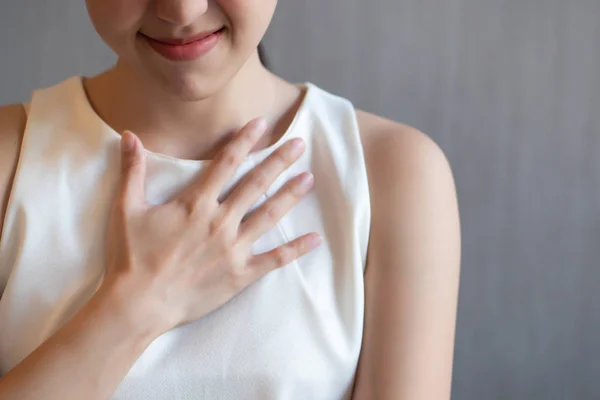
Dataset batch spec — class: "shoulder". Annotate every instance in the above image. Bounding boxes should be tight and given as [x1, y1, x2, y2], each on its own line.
[355, 108, 460, 261]
[0, 104, 27, 236]
[355, 109, 456, 201]
[352, 110, 460, 399]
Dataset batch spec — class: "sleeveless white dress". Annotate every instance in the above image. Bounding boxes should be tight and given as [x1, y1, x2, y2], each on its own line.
[0, 76, 371, 399]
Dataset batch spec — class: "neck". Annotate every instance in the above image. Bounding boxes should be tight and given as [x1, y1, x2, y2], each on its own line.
[84, 53, 301, 160]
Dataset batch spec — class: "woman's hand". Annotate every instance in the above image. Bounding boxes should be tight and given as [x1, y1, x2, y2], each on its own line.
[101, 118, 321, 337]
[0, 118, 320, 400]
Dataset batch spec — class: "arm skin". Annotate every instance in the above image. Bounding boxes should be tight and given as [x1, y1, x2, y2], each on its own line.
[0, 104, 159, 400]
[352, 111, 461, 400]
[0, 284, 159, 400]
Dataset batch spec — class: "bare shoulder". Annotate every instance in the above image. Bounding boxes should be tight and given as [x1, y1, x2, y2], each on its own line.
[355, 108, 460, 267]
[0, 104, 27, 235]
[352, 110, 460, 399]
[355, 109, 456, 198]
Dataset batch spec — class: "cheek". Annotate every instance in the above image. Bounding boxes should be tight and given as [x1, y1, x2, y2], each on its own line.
[87, 0, 147, 43]
[219, 0, 276, 39]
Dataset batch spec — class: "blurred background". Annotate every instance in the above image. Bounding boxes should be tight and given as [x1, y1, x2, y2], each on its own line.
[1, 0, 599, 399]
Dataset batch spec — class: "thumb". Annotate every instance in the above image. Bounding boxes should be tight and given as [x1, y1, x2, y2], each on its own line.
[119, 130, 147, 207]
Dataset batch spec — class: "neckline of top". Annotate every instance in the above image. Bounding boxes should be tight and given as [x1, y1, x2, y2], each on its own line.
[72, 75, 315, 166]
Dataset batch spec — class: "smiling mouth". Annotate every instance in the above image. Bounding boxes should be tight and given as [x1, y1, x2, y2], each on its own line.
[148, 28, 225, 45]
[139, 28, 225, 61]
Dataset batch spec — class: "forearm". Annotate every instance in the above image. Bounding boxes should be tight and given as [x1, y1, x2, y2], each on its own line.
[0, 284, 158, 400]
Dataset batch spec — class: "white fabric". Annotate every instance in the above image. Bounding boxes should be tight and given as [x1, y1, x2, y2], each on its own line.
[0, 76, 371, 399]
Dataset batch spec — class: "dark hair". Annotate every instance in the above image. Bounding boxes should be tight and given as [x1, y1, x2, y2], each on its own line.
[258, 43, 269, 69]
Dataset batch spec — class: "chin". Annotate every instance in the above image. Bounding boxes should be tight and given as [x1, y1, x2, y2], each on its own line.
[137, 59, 232, 101]
[132, 35, 237, 101]
[161, 71, 226, 101]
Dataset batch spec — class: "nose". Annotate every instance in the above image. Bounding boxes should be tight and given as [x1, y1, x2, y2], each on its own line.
[154, 0, 209, 26]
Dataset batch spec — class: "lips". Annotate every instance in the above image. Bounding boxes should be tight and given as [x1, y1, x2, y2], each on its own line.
[140, 28, 225, 61]
[150, 29, 223, 45]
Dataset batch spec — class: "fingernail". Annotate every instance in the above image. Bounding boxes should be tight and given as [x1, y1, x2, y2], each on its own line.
[310, 234, 323, 248]
[122, 131, 135, 153]
[290, 138, 305, 152]
[299, 172, 314, 188]
[254, 117, 267, 132]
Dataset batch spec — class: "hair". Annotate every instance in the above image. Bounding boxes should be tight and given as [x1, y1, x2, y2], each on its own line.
[258, 43, 269, 69]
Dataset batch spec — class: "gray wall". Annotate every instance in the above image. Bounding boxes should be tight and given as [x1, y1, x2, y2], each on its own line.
[2, 1, 599, 399]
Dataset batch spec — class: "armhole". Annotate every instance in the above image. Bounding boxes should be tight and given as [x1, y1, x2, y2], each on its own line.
[351, 109, 374, 276]
[1, 103, 29, 232]
[0, 103, 29, 296]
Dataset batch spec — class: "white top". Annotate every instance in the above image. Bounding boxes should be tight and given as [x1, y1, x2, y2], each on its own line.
[0, 76, 371, 399]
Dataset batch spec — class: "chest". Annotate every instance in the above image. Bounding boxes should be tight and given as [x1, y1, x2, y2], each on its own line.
[0, 158, 365, 399]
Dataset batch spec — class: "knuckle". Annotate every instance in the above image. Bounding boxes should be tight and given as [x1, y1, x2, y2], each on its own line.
[248, 170, 269, 190]
[124, 154, 145, 175]
[224, 253, 250, 289]
[180, 199, 197, 217]
[226, 269, 247, 291]
[271, 149, 289, 166]
[178, 197, 203, 219]
[121, 153, 134, 168]
[263, 204, 280, 223]
[222, 248, 241, 267]
[220, 148, 241, 167]
[127, 156, 142, 170]
[208, 216, 228, 237]
[209, 213, 236, 244]
[177, 193, 216, 219]
[217, 203, 234, 222]
[274, 247, 293, 267]
[244, 128, 257, 142]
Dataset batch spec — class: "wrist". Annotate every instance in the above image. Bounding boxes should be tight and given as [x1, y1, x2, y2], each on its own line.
[92, 277, 165, 347]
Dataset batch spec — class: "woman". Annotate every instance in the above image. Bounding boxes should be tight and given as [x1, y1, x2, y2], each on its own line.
[0, 1, 461, 399]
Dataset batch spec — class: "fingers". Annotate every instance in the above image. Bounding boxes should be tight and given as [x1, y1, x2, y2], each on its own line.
[238, 172, 314, 242]
[222, 138, 306, 222]
[182, 118, 268, 203]
[248, 233, 322, 274]
[119, 131, 147, 209]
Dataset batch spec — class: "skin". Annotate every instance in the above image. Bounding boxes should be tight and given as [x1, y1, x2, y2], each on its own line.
[0, 0, 461, 399]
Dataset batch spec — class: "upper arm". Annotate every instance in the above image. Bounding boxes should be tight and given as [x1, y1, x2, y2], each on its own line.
[352, 111, 461, 399]
[0, 104, 27, 239]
